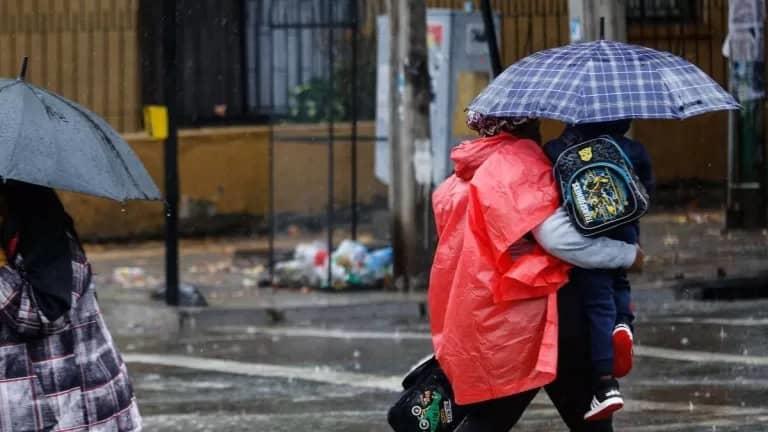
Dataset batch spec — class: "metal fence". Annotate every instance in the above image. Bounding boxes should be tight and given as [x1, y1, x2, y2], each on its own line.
[628, 0, 731, 87]
[262, 0, 374, 286]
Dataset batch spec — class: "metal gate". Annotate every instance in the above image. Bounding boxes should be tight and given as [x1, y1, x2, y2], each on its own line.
[263, 0, 372, 287]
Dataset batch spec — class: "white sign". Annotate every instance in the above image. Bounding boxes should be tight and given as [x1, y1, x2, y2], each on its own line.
[570, 18, 583, 43]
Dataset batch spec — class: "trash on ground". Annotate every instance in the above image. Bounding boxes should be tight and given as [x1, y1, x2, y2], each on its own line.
[663, 234, 680, 247]
[273, 240, 393, 290]
[113, 267, 160, 289]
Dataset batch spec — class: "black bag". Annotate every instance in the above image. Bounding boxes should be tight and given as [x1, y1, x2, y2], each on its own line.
[387, 356, 467, 432]
[553, 136, 649, 237]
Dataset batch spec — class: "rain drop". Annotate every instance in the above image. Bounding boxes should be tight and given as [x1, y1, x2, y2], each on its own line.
[688, 401, 695, 412]
[719, 327, 727, 340]
[680, 337, 690, 346]
[353, 349, 361, 358]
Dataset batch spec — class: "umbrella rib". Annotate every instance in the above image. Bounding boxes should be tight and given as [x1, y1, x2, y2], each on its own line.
[0, 81, 20, 95]
[35, 87, 148, 200]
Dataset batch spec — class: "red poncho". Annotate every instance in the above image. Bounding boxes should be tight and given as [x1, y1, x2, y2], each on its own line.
[429, 132, 572, 405]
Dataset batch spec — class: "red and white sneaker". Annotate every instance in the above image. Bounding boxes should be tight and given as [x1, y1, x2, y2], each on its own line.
[584, 378, 624, 422]
[613, 323, 634, 378]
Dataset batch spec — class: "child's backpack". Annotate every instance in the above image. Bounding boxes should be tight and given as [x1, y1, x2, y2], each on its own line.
[553, 135, 649, 237]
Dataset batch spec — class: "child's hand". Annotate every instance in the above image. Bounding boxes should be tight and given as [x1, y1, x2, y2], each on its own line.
[627, 247, 644, 273]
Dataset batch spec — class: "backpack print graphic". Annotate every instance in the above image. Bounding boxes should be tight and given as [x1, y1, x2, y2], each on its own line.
[553, 136, 649, 237]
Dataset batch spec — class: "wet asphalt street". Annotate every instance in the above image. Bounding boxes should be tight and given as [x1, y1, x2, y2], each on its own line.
[85, 214, 768, 431]
[100, 286, 768, 432]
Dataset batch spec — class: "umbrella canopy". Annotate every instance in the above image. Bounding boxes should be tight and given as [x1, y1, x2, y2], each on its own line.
[468, 40, 740, 124]
[0, 68, 160, 201]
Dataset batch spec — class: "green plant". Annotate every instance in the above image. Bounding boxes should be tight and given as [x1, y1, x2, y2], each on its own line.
[288, 78, 346, 123]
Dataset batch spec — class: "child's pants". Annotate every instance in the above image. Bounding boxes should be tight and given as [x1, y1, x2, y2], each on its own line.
[571, 267, 633, 378]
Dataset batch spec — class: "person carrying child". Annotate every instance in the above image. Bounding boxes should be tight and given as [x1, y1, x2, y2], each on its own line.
[545, 119, 655, 421]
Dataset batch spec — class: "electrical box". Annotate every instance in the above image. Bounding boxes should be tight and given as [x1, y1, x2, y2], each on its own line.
[375, 9, 499, 185]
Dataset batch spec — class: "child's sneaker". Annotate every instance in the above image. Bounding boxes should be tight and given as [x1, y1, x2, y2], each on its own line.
[613, 323, 634, 378]
[584, 378, 624, 421]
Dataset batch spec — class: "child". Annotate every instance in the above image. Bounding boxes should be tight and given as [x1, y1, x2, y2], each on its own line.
[545, 119, 654, 421]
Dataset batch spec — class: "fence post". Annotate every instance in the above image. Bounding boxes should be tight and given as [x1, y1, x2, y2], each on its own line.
[568, 0, 626, 43]
[163, 0, 180, 306]
[725, 0, 767, 229]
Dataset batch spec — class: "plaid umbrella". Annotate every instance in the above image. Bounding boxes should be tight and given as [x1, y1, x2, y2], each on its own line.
[468, 40, 739, 124]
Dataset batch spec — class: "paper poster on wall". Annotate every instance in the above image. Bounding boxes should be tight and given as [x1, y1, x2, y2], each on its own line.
[465, 22, 489, 55]
[570, 18, 583, 43]
[728, 0, 765, 29]
[427, 22, 446, 95]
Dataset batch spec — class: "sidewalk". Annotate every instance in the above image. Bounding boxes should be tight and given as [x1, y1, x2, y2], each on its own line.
[89, 211, 768, 305]
[635, 211, 768, 286]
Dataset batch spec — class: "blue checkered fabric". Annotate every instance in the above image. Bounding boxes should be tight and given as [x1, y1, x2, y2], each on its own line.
[468, 40, 739, 123]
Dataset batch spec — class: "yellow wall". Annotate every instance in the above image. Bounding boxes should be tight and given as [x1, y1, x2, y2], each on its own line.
[0, 0, 141, 132]
[63, 122, 387, 239]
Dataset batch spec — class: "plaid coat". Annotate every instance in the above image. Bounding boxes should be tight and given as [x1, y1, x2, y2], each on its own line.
[0, 236, 141, 431]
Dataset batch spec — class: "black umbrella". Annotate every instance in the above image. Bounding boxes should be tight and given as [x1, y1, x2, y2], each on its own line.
[0, 58, 160, 201]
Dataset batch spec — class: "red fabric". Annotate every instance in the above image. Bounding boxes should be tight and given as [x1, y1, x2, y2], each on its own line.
[5, 234, 18, 261]
[429, 133, 572, 405]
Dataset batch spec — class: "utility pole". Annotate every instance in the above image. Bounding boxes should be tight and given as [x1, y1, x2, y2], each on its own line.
[568, 0, 627, 43]
[569, 2, 633, 138]
[389, 0, 432, 291]
[725, 0, 766, 229]
[480, 0, 503, 77]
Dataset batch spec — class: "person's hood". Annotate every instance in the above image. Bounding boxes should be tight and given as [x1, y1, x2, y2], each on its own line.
[451, 132, 519, 181]
[570, 119, 632, 138]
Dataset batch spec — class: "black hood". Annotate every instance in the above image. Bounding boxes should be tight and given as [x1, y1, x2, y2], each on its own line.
[570, 119, 632, 139]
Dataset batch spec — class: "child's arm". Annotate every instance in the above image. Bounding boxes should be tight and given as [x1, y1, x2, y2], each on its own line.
[533, 207, 639, 270]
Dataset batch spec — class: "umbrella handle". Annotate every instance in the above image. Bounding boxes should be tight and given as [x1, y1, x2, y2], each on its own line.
[18, 57, 28, 81]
